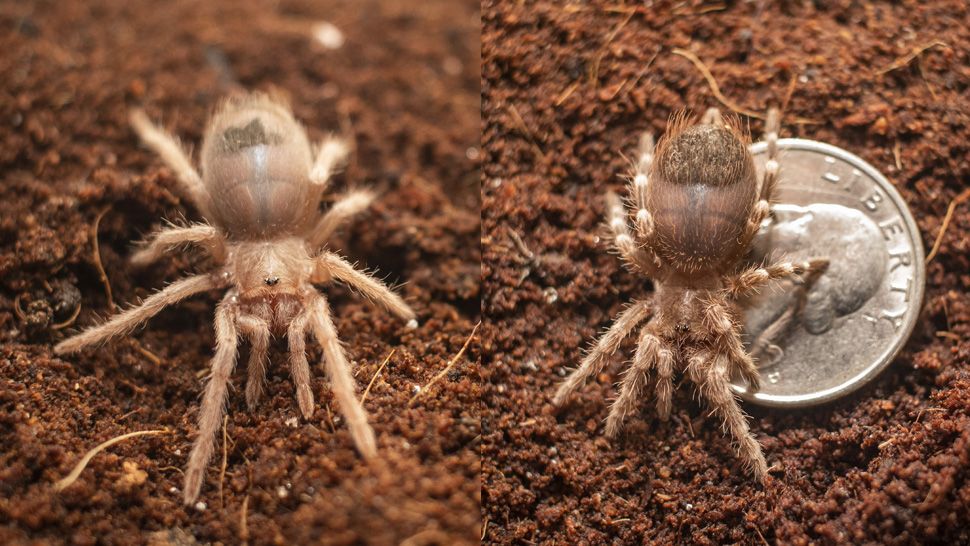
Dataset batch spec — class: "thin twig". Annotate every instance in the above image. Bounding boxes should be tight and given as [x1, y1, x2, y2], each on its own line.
[408, 322, 480, 406]
[362, 349, 395, 404]
[12, 294, 26, 322]
[506, 104, 545, 161]
[672, 48, 818, 125]
[781, 72, 798, 114]
[588, 8, 636, 88]
[876, 40, 949, 75]
[54, 429, 169, 491]
[926, 186, 970, 263]
[51, 302, 83, 330]
[672, 48, 762, 119]
[240, 493, 250, 545]
[554, 82, 580, 106]
[91, 205, 115, 310]
[754, 525, 770, 546]
[131, 339, 162, 365]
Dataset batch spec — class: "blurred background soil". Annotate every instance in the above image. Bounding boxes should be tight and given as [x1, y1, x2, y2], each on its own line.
[0, 1, 480, 544]
[482, 1, 968, 544]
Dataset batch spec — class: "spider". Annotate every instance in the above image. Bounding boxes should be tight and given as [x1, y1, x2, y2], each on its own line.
[54, 93, 418, 504]
[553, 107, 827, 480]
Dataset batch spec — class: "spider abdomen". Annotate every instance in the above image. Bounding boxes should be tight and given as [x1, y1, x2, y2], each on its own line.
[201, 96, 319, 238]
[647, 123, 757, 275]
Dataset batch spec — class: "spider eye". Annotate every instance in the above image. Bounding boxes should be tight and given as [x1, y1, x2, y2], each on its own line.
[264, 277, 280, 286]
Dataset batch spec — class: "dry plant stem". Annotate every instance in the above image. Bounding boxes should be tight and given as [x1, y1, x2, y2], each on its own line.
[91, 206, 115, 310]
[51, 303, 82, 330]
[876, 40, 950, 75]
[672, 49, 817, 125]
[240, 494, 250, 544]
[362, 349, 396, 404]
[54, 429, 170, 491]
[310, 296, 377, 459]
[925, 186, 970, 263]
[671, 48, 763, 119]
[408, 321, 481, 406]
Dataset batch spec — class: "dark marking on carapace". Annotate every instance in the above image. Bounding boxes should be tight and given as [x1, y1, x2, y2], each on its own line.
[220, 118, 283, 153]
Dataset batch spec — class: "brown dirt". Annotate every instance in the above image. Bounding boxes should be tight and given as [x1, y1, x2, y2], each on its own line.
[0, 1, 480, 544]
[482, 1, 968, 544]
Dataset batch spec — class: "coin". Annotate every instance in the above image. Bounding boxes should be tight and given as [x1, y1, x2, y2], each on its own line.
[730, 139, 925, 407]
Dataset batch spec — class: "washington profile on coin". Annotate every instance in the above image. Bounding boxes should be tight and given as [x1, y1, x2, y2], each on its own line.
[731, 139, 925, 407]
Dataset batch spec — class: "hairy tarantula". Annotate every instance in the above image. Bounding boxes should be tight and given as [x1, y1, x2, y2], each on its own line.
[55, 93, 417, 504]
[553, 107, 826, 480]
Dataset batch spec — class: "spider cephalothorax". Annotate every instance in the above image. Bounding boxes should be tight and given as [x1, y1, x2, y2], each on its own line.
[554, 108, 827, 480]
[55, 93, 417, 504]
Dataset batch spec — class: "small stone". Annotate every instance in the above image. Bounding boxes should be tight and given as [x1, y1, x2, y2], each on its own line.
[312, 22, 344, 49]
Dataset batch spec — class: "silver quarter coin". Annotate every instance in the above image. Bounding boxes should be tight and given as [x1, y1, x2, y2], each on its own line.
[730, 139, 925, 407]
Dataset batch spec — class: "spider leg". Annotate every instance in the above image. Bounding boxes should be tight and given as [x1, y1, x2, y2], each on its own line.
[313, 252, 417, 325]
[748, 304, 796, 363]
[606, 192, 661, 277]
[746, 258, 828, 362]
[309, 136, 350, 187]
[724, 329, 762, 392]
[653, 337, 676, 422]
[307, 189, 375, 249]
[741, 107, 781, 244]
[702, 298, 761, 391]
[723, 258, 829, 300]
[605, 327, 672, 437]
[308, 294, 377, 459]
[54, 273, 224, 354]
[183, 296, 240, 504]
[238, 312, 271, 411]
[288, 305, 315, 419]
[130, 224, 227, 268]
[629, 131, 656, 242]
[553, 300, 652, 407]
[129, 109, 214, 220]
[700, 107, 724, 126]
[688, 352, 768, 482]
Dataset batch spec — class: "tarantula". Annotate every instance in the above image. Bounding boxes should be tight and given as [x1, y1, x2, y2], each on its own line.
[553, 107, 826, 480]
[55, 93, 417, 504]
